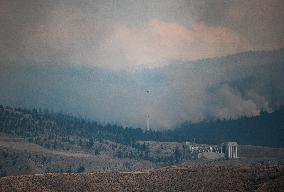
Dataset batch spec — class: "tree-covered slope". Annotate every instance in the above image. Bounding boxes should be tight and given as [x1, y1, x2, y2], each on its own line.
[1, 105, 283, 147]
[164, 108, 284, 147]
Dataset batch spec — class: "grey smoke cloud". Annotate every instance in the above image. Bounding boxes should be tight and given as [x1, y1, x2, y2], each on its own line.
[1, 0, 284, 68]
[0, 1, 284, 129]
[2, 49, 283, 129]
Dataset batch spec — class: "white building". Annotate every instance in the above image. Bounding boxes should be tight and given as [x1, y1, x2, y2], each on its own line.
[185, 141, 238, 160]
[221, 142, 238, 159]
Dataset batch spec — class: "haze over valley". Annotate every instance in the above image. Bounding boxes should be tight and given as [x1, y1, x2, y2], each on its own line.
[1, 0, 284, 191]
[1, 49, 284, 129]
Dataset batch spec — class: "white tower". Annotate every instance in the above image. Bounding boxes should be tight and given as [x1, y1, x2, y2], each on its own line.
[146, 90, 150, 130]
[146, 114, 150, 130]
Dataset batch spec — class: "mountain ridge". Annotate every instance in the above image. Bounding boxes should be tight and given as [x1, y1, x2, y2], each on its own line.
[0, 48, 284, 128]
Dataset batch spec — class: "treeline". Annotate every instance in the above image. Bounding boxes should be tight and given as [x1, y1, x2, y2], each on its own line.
[0, 105, 284, 148]
[0, 105, 145, 148]
[162, 108, 284, 147]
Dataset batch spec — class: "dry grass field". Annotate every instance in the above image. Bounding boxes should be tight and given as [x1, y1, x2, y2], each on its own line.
[1, 165, 283, 192]
[1, 136, 284, 191]
[0, 136, 155, 176]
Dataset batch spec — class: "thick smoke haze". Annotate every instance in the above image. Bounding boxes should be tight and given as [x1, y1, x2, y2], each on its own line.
[0, 1, 284, 129]
[1, 49, 284, 129]
[1, 0, 284, 68]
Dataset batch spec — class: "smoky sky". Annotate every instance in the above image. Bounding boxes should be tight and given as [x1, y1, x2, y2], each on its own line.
[1, 0, 284, 68]
[0, 0, 284, 129]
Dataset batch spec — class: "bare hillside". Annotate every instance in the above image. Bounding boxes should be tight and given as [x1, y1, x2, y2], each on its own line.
[0, 136, 155, 176]
[2, 135, 284, 177]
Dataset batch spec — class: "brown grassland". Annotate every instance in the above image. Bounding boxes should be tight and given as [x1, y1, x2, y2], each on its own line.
[1, 165, 283, 192]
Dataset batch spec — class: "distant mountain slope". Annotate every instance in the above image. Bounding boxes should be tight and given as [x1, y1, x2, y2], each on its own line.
[163, 107, 284, 147]
[0, 48, 284, 128]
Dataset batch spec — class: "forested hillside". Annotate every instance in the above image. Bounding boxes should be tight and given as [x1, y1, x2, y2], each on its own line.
[1, 105, 284, 147]
[0, 105, 147, 148]
[164, 108, 284, 147]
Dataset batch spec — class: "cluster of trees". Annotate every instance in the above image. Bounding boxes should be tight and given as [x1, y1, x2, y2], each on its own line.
[0, 105, 151, 149]
[165, 109, 284, 147]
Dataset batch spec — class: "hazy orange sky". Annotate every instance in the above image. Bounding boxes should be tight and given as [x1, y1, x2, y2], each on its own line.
[1, 0, 284, 69]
